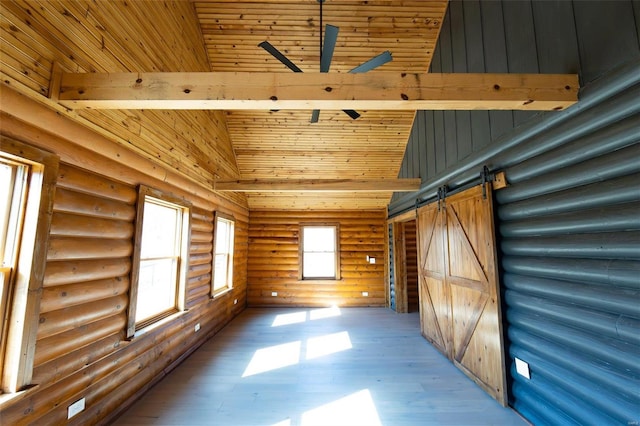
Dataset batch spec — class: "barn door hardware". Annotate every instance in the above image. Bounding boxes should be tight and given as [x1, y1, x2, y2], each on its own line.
[437, 185, 448, 211]
[481, 166, 494, 199]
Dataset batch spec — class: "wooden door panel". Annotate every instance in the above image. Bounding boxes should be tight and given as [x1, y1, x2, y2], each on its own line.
[458, 295, 504, 395]
[415, 184, 507, 406]
[450, 284, 488, 362]
[419, 276, 447, 354]
[417, 204, 450, 356]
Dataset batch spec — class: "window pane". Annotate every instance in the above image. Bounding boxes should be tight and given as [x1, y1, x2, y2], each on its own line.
[140, 200, 179, 258]
[0, 164, 14, 264]
[303, 252, 336, 278]
[212, 216, 234, 294]
[303, 227, 335, 252]
[135, 258, 177, 322]
[213, 253, 228, 290]
[216, 220, 229, 253]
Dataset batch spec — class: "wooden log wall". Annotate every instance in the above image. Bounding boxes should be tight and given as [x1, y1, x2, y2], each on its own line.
[0, 119, 248, 425]
[0, 0, 245, 207]
[247, 210, 386, 307]
[404, 220, 420, 313]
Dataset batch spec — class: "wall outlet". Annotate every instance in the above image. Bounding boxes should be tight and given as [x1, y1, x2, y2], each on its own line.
[515, 357, 530, 379]
[68, 397, 85, 419]
[362, 291, 369, 297]
[194, 323, 201, 332]
[369, 257, 376, 264]
[234, 299, 238, 305]
[271, 291, 278, 297]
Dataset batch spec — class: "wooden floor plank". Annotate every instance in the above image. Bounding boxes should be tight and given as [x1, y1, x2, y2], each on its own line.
[113, 308, 527, 425]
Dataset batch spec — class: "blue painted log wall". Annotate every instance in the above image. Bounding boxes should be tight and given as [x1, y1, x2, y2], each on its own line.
[390, 1, 640, 424]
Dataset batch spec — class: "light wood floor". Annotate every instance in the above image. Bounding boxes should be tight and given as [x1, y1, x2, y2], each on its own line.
[113, 307, 527, 426]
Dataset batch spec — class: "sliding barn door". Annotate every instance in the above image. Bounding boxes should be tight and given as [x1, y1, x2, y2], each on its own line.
[417, 184, 507, 405]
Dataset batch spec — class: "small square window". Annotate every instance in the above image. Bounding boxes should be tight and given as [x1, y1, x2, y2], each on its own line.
[300, 225, 340, 280]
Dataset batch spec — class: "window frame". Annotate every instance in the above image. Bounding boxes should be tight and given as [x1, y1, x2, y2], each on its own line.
[211, 212, 235, 297]
[299, 223, 341, 281]
[127, 185, 191, 338]
[0, 137, 58, 394]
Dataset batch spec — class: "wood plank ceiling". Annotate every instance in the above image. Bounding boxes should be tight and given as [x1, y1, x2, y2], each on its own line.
[194, 0, 449, 210]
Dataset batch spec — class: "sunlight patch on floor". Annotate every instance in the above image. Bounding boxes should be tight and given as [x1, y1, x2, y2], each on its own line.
[306, 331, 352, 360]
[301, 389, 382, 426]
[242, 341, 301, 377]
[272, 311, 308, 327]
[309, 305, 341, 321]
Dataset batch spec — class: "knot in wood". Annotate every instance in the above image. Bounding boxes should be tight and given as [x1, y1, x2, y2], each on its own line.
[183, 89, 191, 94]
[493, 84, 500, 90]
[401, 93, 409, 100]
[325, 87, 333, 93]
[270, 96, 278, 101]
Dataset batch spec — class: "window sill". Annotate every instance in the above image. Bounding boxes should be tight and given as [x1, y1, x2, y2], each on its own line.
[133, 310, 187, 339]
[0, 384, 40, 409]
[298, 279, 343, 284]
[212, 287, 233, 299]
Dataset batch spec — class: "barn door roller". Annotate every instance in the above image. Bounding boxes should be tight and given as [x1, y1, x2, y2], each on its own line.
[481, 166, 494, 199]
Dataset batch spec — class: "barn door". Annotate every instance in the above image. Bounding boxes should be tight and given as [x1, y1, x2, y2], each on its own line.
[417, 184, 507, 405]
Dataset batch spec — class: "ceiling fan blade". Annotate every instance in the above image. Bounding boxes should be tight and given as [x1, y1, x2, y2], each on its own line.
[320, 24, 339, 72]
[349, 50, 393, 73]
[258, 41, 303, 73]
[311, 25, 339, 123]
[343, 110, 361, 120]
[340, 51, 392, 120]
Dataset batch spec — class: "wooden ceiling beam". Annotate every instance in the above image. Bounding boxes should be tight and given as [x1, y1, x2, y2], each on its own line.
[215, 179, 422, 192]
[57, 72, 578, 111]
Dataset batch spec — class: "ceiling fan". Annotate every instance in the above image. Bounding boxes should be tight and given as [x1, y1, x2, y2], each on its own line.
[259, 0, 393, 123]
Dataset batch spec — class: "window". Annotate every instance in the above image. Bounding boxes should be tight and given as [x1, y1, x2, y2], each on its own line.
[128, 186, 190, 337]
[212, 213, 235, 296]
[1, 138, 58, 394]
[300, 225, 340, 280]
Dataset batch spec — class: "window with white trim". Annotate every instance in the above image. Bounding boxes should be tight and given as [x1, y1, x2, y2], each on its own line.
[1, 138, 58, 394]
[128, 186, 190, 336]
[300, 225, 340, 280]
[212, 213, 235, 295]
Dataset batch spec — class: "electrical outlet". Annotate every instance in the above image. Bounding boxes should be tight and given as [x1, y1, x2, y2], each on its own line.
[271, 292, 278, 297]
[362, 291, 369, 297]
[68, 398, 85, 419]
[369, 257, 376, 264]
[515, 357, 530, 379]
[194, 323, 201, 332]
[234, 299, 238, 305]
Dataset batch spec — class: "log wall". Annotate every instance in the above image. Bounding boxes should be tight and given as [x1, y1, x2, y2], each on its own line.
[404, 220, 420, 313]
[247, 210, 386, 307]
[0, 113, 248, 425]
[0, 0, 244, 207]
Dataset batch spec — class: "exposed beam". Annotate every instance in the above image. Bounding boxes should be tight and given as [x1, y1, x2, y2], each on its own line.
[57, 72, 578, 111]
[214, 179, 422, 192]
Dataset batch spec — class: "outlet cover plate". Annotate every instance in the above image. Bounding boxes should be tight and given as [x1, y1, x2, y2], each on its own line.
[515, 357, 530, 379]
[68, 398, 85, 419]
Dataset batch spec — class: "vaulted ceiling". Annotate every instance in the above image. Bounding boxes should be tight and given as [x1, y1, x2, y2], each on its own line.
[193, 0, 449, 210]
[2, 0, 450, 211]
